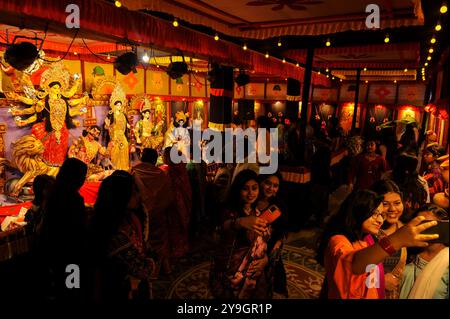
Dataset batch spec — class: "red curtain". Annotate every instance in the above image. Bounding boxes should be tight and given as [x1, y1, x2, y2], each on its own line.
[0, 0, 330, 86]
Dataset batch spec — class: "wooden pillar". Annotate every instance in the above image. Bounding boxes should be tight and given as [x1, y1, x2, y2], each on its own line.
[351, 68, 361, 131]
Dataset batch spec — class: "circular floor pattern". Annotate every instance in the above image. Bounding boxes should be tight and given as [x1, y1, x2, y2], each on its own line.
[166, 245, 324, 299]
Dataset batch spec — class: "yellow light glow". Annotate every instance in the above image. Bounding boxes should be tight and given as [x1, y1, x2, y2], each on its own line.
[214, 34, 219, 41]
[296, 63, 299, 67]
[243, 44, 247, 50]
[425, 62, 429, 66]
[278, 40, 282, 47]
[326, 68, 329, 72]
[173, 19, 179, 27]
[429, 48, 434, 53]
[441, 4, 448, 13]
[394, 80, 397, 83]
[431, 37, 437, 44]
[282, 58, 286, 63]
[265, 53, 269, 58]
[384, 35, 390, 43]
[427, 56, 432, 61]
[325, 40, 331, 47]
[435, 23, 442, 31]
[115, 1, 122, 7]
[365, 80, 368, 83]
[404, 68, 408, 72]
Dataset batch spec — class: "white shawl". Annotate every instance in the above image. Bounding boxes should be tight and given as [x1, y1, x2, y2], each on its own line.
[408, 247, 449, 299]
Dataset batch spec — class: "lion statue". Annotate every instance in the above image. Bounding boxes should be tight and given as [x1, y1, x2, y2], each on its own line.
[0, 135, 59, 196]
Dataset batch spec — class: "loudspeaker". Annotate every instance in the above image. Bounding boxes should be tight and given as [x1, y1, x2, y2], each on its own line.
[114, 52, 138, 75]
[4, 42, 39, 71]
[238, 99, 255, 120]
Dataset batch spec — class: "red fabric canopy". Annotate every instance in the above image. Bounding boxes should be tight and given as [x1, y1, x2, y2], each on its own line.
[0, 0, 330, 86]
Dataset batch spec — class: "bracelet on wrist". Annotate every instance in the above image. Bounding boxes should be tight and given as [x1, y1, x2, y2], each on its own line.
[378, 236, 397, 256]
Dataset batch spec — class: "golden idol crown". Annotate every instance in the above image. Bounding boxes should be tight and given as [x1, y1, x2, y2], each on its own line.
[110, 83, 127, 109]
[40, 62, 71, 92]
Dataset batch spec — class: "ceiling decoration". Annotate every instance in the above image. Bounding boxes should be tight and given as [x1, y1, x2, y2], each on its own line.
[284, 43, 421, 69]
[332, 69, 417, 82]
[121, 0, 424, 39]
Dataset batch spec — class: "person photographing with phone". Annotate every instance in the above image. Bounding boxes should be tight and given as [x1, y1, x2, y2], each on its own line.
[256, 172, 289, 297]
[209, 170, 284, 299]
[399, 204, 449, 299]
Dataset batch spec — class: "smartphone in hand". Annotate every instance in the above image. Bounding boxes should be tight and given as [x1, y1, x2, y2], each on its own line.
[259, 205, 281, 224]
[421, 220, 449, 245]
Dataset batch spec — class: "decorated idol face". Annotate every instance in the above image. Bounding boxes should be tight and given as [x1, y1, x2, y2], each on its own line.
[143, 110, 150, 119]
[49, 82, 62, 95]
[115, 102, 122, 113]
[88, 127, 101, 141]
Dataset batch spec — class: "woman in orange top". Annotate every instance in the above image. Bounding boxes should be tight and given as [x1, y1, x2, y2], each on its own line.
[317, 190, 439, 299]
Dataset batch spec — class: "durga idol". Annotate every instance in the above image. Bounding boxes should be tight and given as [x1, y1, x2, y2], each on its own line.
[9, 62, 88, 166]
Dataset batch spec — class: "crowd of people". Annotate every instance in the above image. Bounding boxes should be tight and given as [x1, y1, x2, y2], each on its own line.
[5, 111, 449, 300]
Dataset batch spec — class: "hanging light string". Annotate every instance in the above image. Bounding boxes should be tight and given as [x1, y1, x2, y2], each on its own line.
[38, 28, 80, 63]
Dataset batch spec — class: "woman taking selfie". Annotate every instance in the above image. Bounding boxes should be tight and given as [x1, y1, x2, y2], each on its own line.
[371, 179, 407, 299]
[318, 190, 439, 299]
[209, 169, 280, 299]
[256, 172, 288, 297]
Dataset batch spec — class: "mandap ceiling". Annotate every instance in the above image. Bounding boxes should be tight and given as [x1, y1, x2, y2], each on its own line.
[120, 0, 423, 39]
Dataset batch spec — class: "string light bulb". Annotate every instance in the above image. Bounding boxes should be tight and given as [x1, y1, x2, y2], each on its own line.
[425, 62, 429, 66]
[340, 79, 343, 82]
[427, 56, 432, 61]
[265, 52, 269, 58]
[394, 80, 397, 83]
[363, 67, 367, 71]
[326, 68, 329, 72]
[384, 34, 390, 43]
[325, 39, 331, 47]
[107, 54, 111, 60]
[74, 51, 78, 55]
[282, 58, 286, 63]
[296, 63, 299, 67]
[214, 33, 219, 41]
[440, 3, 448, 13]
[173, 19, 179, 27]
[431, 37, 437, 44]
[365, 80, 369, 84]
[115, 1, 122, 7]
[142, 52, 150, 63]
[278, 39, 282, 47]
[404, 68, 408, 72]
[243, 43, 247, 50]
[435, 23, 442, 31]
[429, 48, 434, 54]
